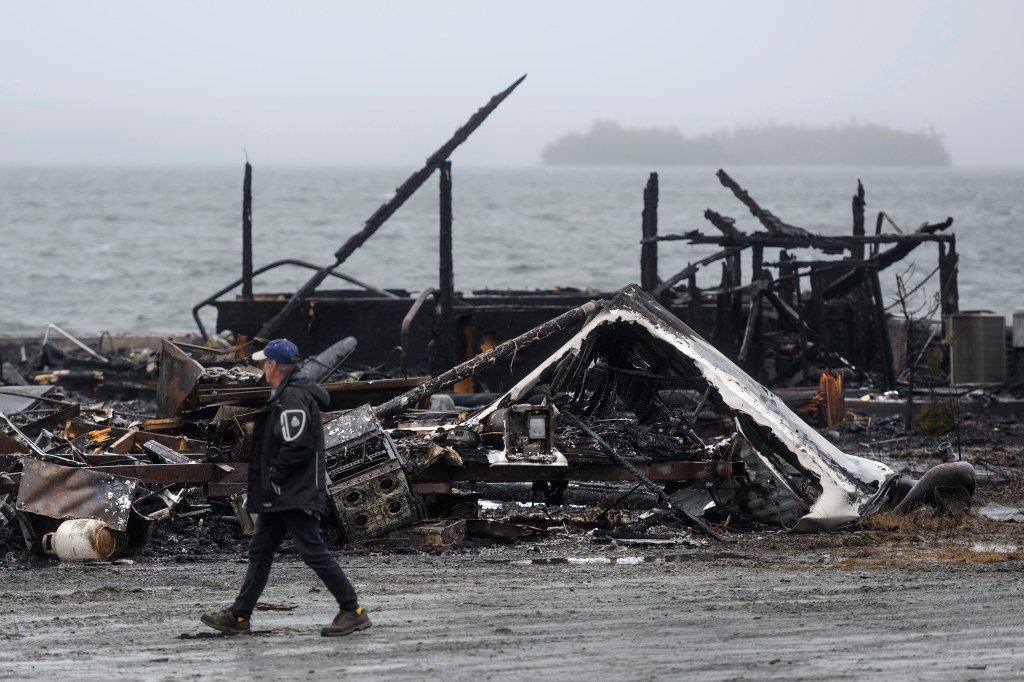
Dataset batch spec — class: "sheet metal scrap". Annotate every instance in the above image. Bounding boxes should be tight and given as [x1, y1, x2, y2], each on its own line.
[15, 457, 137, 553]
[464, 284, 896, 532]
[12, 451, 193, 559]
[157, 337, 429, 421]
[156, 338, 256, 417]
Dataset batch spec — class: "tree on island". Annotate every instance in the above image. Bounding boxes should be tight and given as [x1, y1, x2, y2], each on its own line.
[542, 120, 950, 166]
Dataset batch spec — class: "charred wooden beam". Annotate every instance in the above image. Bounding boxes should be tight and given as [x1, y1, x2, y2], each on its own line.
[728, 251, 743, 356]
[374, 298, 604, 420]
[778, 250, 796, 308]
[660, 231, 953, 249]
[438, 161, 455, 372]
[716, 169, 812, 238]
[703, 208, 744, 239]
[939, 237, 960, 317]
[853, 280, 873, 373]
[867, 268, 896, 390]
[687, 273, 701, 329]
[333, 74, 526, 267]
[824, 217, 954, 299]
[762, 286, 818, 341]
[809, 269, 832, 362]
[651, 246, 742, 297]
[640, 172, 660, 293]
[737, 280, 766, 367]
[872, 211, 885, 257]
[764, 259, 880, 269]
[852, 179, 865, 261]
[241, 161, 253, 300]
[868, 217, 953, 272]
[256, 74, 527, 340]
[715, 262, 735, 356]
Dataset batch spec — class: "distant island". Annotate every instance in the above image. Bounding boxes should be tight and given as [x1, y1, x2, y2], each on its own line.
[542, 121, 950, 166]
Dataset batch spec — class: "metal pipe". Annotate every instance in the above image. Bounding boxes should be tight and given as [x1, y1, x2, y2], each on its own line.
[42, 324, 109, 364]
[191, 259, 401, 340]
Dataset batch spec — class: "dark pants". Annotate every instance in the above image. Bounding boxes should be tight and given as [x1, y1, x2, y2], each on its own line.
[231, 509, 358, 618]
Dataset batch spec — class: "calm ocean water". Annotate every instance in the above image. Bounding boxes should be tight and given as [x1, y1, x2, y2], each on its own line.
[1, 165, 1021, 335]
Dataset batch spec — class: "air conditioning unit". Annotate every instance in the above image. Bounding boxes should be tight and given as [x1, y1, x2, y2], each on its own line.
[946, 313, 1006, 387]
[1012, 309, 1024, 348]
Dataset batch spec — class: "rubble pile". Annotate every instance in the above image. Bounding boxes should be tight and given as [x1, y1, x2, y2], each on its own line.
[1, 78, 1016, 575]
[1, 286, 994, 566]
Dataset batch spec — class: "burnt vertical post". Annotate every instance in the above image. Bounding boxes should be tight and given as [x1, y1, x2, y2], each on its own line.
[241, 161, 253, 300]
[809, 269, 832, 370]
[728, 251, 743, 353]
[687, 273, 701, 332]
[778, 250, 795, 308]
[851, 181, 867, 369]
[748, 246, 765, 379]
[438, 161, 455, 373]
[795, 268, 809, 384]
[872, 212, 885, 258]
[853, 280, 872, 372]
[641, 172, 659, 294]
[868, 268, 896, 390]
[851, 180, 865, 261]
[737, 283, 764, 374]
[715, 262, 735, 357]
[254, 74, 527, 341]
[939, 237, 960, 317]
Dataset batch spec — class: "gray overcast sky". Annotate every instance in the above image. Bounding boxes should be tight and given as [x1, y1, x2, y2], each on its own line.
[2, 0, 1022, 166]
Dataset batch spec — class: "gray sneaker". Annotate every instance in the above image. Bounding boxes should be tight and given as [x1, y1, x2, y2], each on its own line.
[321, 607, 372, 637]
[201, 607, 251, 635]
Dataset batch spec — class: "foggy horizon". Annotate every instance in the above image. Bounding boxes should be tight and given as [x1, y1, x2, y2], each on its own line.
[3, 1, 1023, 168]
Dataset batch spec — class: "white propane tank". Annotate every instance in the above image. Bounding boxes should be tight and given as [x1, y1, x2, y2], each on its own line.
[41, 519, 117, 561]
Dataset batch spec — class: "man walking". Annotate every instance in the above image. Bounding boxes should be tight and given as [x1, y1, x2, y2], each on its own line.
[201, 338, 371, 637]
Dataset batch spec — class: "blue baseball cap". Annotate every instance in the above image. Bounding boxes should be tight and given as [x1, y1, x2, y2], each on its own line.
[252, 338, 301, 364]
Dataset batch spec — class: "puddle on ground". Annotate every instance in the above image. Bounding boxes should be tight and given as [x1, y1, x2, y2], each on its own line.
[971, 543, 1022, 554]
[478, 499, 589, 511]
[488, 552, 747, 565]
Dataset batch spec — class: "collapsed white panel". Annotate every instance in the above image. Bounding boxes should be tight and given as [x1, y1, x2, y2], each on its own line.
[467, 287, 894, 531]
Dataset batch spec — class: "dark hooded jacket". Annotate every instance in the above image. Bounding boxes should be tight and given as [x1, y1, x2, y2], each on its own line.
[246, 371, 331, 515]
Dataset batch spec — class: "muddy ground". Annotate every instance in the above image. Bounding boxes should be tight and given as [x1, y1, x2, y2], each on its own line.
[3, 408, 1024, 681]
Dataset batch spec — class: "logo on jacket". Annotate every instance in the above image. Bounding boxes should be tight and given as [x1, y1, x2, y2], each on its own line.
[280, 409, 307, 442]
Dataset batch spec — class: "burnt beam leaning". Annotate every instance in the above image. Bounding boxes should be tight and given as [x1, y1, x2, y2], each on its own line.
[255, 74, 528, 340]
